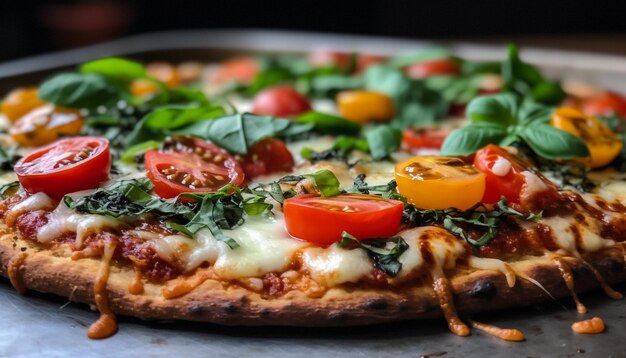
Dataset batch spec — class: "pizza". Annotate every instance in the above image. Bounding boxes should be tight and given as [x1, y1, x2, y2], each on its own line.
[0, 45, 625, 341]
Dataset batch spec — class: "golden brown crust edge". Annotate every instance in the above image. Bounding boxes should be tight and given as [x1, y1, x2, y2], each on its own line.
[1, 234, 625, 327]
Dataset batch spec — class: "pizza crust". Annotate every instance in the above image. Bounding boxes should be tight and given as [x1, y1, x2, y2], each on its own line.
[1, 234, 625, 326]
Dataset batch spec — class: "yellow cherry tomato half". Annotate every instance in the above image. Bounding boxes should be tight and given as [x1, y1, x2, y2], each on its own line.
[337, 90, 394, 123]
[395, 156, 486, 210]
[550, 107, 623, 168]
[10, 105, 84, 147]
[2, 87, 45, 122]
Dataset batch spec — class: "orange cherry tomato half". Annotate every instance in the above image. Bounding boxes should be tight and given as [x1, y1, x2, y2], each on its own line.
[240, 138, 295, 179]
[213, 56, 259, 85]
[283, 193, 404, 245]
[402, 127, 451, 150]
[474, 145, 559, 209]
[14, 137, 111, 200]
[9, 105, 84, 147]
[144, 136, 244, 199]
[251, 85, 311, 118]
[1, 87, 45, 122]
[405, 58, 461, 79]
[581, 91, 626, 119]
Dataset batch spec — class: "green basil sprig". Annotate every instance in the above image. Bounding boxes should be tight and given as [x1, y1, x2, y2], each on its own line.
[441, 93, 590, 159]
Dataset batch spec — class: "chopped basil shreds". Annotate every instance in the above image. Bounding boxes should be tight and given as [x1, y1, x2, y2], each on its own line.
[338, 231, 409, 277]
[404, 197, 542, 252]
[0, 181, 20, 198]
[274, 169, 343, 197]
[63, 179, 286, 249]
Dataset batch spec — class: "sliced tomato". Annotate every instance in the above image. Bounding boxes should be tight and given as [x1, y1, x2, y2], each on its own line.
[144, 136, 244, 198]
[15, 137, 110, 200]
[474, 145, 559, 209]
[283, 194, 404, 245]
[308, 50, 352, 71]
[10, 105, 84, 147]
[241, 138, 295, 178]
[581, 91, 626, 118]
[251, 85, 311, 118]
[405, 58, 461, 79]
[402, 128, 451, 150]
[354, 54, 386, 73]
[212, 56, 259, 85]
[395, 156, 485, 210]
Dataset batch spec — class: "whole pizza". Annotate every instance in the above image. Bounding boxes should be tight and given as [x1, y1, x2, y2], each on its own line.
[0, 45, 624, 341]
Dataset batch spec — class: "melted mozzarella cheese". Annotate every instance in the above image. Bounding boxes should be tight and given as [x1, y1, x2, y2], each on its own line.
[540, 215, 614, 255]
[301, 244, 373, 287]
[37, 200, 123, 246]
[152, 215, 307, 279]
[396, 226, 467, 279]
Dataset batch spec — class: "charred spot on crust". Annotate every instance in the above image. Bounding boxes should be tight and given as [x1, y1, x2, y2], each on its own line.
[222, 302, 238, 314]
[469, 279, 496, 299]
[328, 311, 349, 322]
[188, 304, 208, 316]
[259, 308, 271, 317]
[594, 258, 624, 273]
[361, 298, 388, 310]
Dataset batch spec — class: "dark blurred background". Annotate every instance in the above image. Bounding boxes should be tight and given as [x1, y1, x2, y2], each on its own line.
[2, 0, 626, 62]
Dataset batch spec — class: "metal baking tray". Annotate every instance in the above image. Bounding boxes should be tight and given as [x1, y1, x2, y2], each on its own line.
[1, 29, 625, 358]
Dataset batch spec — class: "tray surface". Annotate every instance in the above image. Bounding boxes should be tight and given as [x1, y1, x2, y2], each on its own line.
[1, 29, 625, 358]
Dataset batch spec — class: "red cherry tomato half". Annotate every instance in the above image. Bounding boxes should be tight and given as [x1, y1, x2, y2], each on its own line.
[354, 54, 386, 73]
[144, 136, 244, 199]
[213, 56, 259, 85]
[308, 50, 352, 70]
[251, 85, 312, 118]
[283, 194, 404, 245]
[402, 127, 451, 150]
[473, 145, 559, 209]
[581, 92, 626, 119]
[241, 138, 295, 179]
[405, 58, 461, 79]
[14, 137, 111, 200]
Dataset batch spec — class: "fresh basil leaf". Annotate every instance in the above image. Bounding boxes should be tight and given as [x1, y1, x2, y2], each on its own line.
[466, 93, 518, 126]
[201, 113, 313, 155]
[80, 57, 147, 82]
[517, 100, 554, 125]
[0, 181, 19, 198]
[387, 48, 455, 69]
[300, 136, 369, 163]
[302, 170, 342, 197]
[0, 146, 22, 171]
[308, 75, 363, 97]
[338, 231, 409, 277]
[126, 104, 225, 146]
[295, 111, 361, 135]
[366, 125, 401, 160]
[120, 140, 161, 163]
[520, 124, 590, 160]
[38, 73, 127, 110]
[440, 122, 507, 156]
[364, 65, 411, 98]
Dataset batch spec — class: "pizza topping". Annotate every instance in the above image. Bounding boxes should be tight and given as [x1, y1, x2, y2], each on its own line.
[432, 271, 470, 336]
[9, 105, 84, 147]
[162, 269, 214, 299]
[251, 85, 311, 118]
[404, 58, 461, 79]
[550, 107, 623, 168]
[571, 317, 605, 334]
[395, 156, 486, 210]
[337, 232, 408, 277]
[240, 138, 295, 179]
[441, 94, 589, 161]
[87, 241, 118, 339]
[469, 320, 525, 342]
[402, 127, 451, 150]
[284, 194, 404, 245]
[1, 87, 45, 122]
[145, 136, 244, 198]
[336, 90, 394, 123]
[582, 92, 626, 118]
[474, 145, 560, 209]
[14, 137, 110, 200]
[128, 268, 144, 295]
